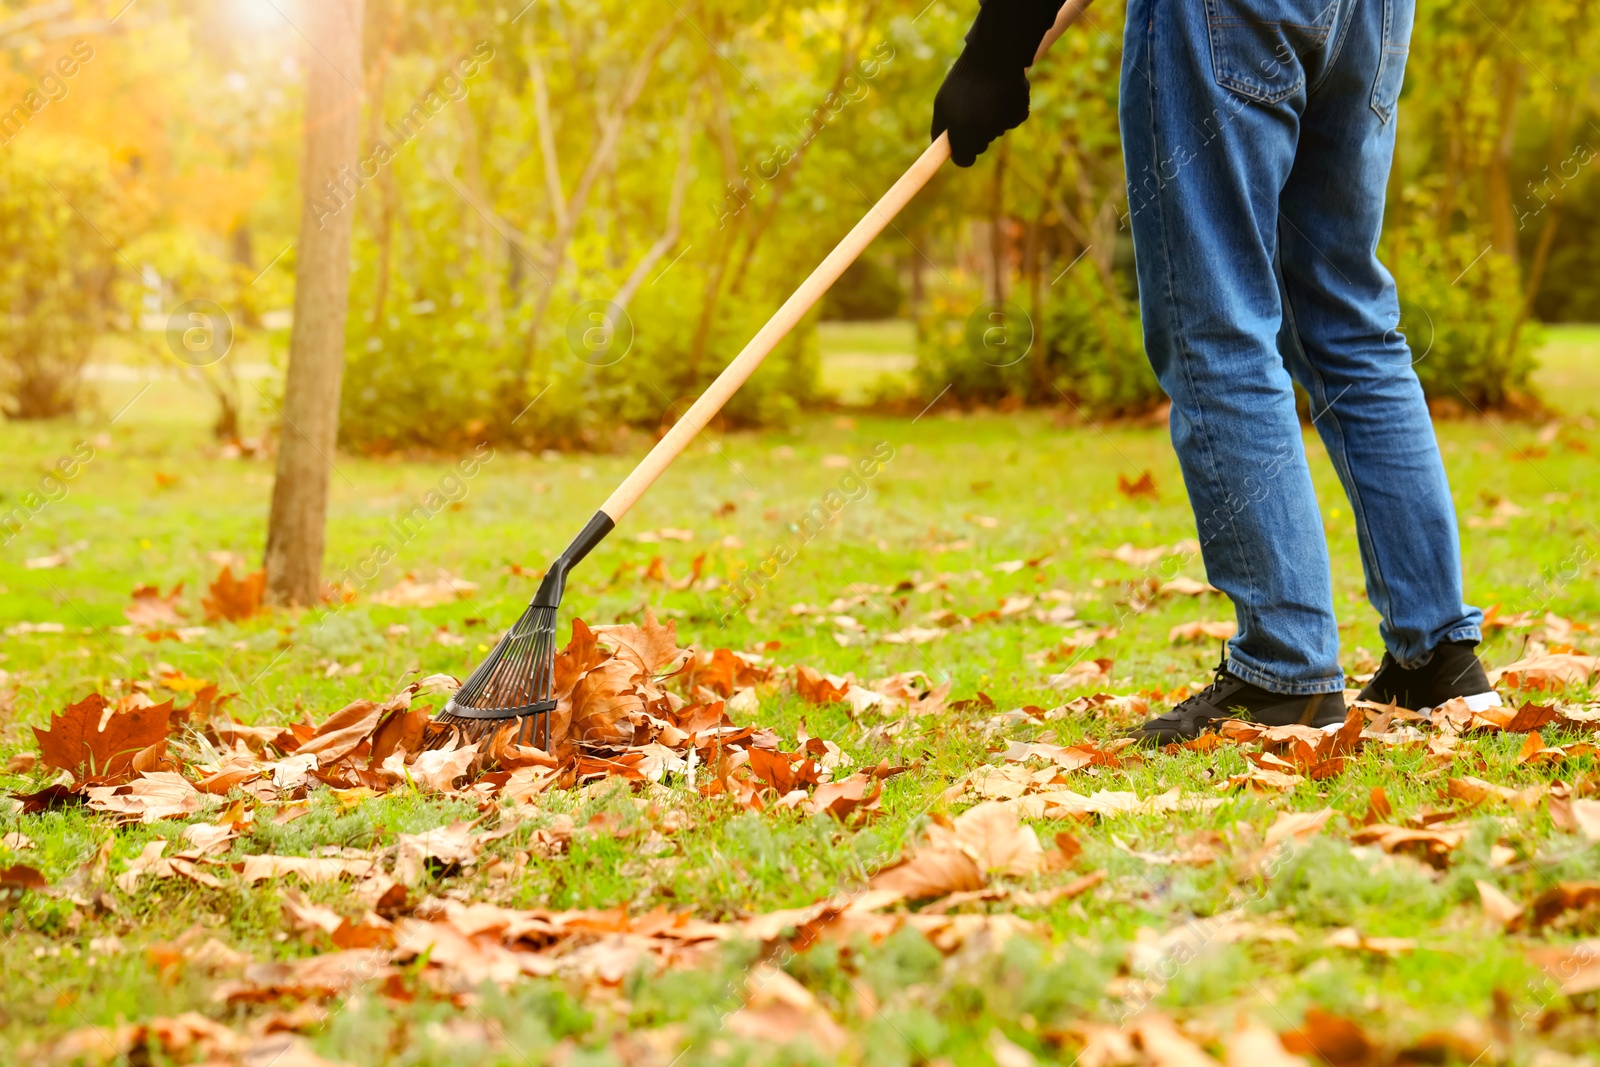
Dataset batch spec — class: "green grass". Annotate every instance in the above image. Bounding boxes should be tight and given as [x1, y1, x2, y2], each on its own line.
[818, 320, 916, 404]
[1531, 323, 1600, 414]
[1, 368, 1599, 1064]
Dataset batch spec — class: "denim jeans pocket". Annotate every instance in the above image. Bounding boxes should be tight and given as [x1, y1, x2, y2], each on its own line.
[1204, 0, 1339, 104]
[1370, 0, 1415, 122]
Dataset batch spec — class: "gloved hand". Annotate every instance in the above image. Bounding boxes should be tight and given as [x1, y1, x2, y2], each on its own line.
[931, 0, 1063, 167]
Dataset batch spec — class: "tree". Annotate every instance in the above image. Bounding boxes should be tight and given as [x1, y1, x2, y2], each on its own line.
[263, 0, 366, 606]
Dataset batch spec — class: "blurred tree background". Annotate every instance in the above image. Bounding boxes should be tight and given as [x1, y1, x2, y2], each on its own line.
[0, 0, 1595, 444]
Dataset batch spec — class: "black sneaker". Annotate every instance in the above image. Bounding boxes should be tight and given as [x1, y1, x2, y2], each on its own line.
[1357, 640, 1502, 713]
[1130, 660, 1348, 745]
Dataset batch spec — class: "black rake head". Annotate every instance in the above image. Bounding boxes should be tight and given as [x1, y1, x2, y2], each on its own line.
[435, 602, 558, 749]
[428, 509, 616, 753]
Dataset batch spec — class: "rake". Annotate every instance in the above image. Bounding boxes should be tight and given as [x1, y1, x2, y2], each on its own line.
[431, 4, 1089, 750]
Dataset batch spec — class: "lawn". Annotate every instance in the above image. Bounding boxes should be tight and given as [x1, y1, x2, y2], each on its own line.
[1, 350, 1598, 1064]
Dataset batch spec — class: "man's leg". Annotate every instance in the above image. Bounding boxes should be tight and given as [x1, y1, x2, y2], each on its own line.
[1119, 0, 1349, 697]
[1272, 0, 1486, 679]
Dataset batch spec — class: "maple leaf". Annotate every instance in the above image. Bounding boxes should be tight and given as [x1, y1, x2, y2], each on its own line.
[203, 566, 267, 622]
[692, 647, 742, 697]
[123, 582, 184, 628]
[593, 610, 692, 677]
[552, 618, 611, 699]
[794, 666, 850, 704]
[1116, 469, 1159, 500]
[405, 740, 481, 793]
[33, 694, 172, 783]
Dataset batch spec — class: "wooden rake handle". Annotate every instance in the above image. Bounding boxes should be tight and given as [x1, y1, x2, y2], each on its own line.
[598, 0, 1094, 524]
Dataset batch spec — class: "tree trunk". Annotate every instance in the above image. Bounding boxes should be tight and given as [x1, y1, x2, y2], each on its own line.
[989, 143, 1007, 304]
[264, 0, 365, 607]
[1484, 59, 1522, 263]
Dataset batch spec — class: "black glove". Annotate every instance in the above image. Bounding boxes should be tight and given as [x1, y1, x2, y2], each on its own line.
[931, 0, 1062, 167]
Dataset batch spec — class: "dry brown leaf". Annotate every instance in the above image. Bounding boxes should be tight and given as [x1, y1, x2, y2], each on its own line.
[870, 801, 1044, 902]
[1046, 658, 1115, 689]
[1520, 881, 1600, 929]
[1133, 1014, 1220, 1067]
[115, 841, 225, 893]
[592, 610, 692, 677]
[1565, 798, 1600, 841]
[0, 863, 47, 892]
[1117, 470, 1159, 501]
[1169, 620, 1237, 643]
[86, 772, 203, 823]
[1263, 808, 1333, 850]
[794, 665, 851, 705]
[292, 699, 382, 766]
[1161, 576, 1220, 597]
[869, 845, 985, 901]
[393, 821, 482, 885]
[1348, 823, 1465, 868]
[567, 658, 646, 746]
[1476, 880, 1522, 927]
[237, 854, 381, 885]
[203, 566, 267, 621]
[1225, 1018, 1309, 1067]
[371, 570, 478, 607]
[1324, 927, 1414, 955]
[370, 703, 430, 768]
[282, 888, 346, 936]
[1280, 1007, 1377, 1067]
[1526, 940, 1600, 995]
[124, 583, 185, 628]
[725, 963, 847, 1054]
[33, 694, 173, 783]
[1490, 651, 1598, 691]
[402, 740, 480, 793]
[1447, 776, 1520, 806]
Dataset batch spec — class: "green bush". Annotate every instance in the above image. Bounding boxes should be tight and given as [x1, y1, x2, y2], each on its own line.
[820, 256, 905, 322]
[1389, 231, 1540, 410]
[913, 267, 1165, 417]
[338, 200, 819, 453]
[0, 141, 124, 419]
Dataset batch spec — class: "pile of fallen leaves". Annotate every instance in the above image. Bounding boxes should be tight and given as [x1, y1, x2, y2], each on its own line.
[10, 613, 940, 829]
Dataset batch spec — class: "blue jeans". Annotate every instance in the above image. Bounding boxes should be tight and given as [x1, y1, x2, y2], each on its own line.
[1119, 0, 1482, 694]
